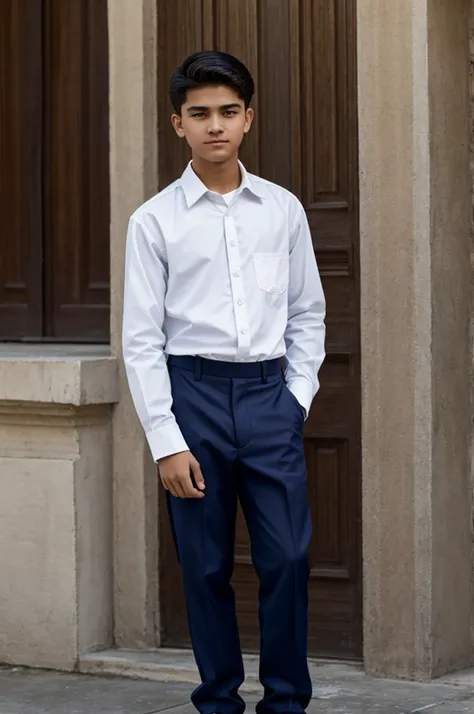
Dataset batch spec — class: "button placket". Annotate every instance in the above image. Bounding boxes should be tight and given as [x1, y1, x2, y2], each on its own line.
[224, 215, 250, 357]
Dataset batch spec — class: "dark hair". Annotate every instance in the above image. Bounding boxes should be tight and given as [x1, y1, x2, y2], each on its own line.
[169, 51, 255, 113]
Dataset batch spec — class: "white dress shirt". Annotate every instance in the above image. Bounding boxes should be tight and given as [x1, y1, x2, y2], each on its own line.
[122, 161, 326, 462]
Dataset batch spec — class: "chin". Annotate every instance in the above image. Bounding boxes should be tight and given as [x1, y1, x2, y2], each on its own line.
[206, 154, 233, 163]
[196, 146, 236, 163]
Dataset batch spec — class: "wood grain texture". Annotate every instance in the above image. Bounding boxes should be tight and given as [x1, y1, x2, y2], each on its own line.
[1, 0, 110, 341]
[157, 0, 361, 659]
[43, 0, 110, 340]
[0, 0, 43, 338]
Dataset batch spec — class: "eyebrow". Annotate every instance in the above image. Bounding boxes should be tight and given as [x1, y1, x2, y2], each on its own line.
[186, 103, 242, 113]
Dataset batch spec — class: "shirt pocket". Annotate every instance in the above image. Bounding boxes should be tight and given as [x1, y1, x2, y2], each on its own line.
[253, 252, 289, 295]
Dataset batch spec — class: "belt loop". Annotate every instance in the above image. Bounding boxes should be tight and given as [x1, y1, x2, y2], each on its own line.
[194, 356, 203, 381]
[261, 361, 268, 384]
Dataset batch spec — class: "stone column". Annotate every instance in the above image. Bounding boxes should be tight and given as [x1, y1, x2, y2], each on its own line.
[359, 0, 473, 679]
[108, 0, 160, 647]
[0, 348, 117, 669]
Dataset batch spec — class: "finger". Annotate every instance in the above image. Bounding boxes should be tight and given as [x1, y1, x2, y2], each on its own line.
[172, 478, 186, 499]
[190, 460, 205, 491]
[179, 474, 199, 499]
[166, 482, 178, 497]
[180, 473, 204, 499]
[164, 474, 182, 498]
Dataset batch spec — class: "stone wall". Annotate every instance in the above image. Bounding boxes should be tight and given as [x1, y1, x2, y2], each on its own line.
[471, 0, 474, 652]
[471, 2, 474, 243]
[0, 347, 118, 669]
[471, 4, 474, 327]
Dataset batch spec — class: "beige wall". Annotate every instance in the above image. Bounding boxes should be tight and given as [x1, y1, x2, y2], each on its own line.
[471, 0, 474, 655]
[109, 0, 160, 648]
[0, 453, 77, 668]
[359, 0, 473, 679]
[0, 350, 117, 669]
[429, 0, 472, 674]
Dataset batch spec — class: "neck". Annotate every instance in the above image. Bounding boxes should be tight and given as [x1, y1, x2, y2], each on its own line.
[191, 155, 241, 194]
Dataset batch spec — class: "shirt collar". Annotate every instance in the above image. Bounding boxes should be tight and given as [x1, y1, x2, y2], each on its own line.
[179, 160, 267, 208]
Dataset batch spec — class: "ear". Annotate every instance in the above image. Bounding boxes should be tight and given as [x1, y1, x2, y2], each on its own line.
[171, 113, 185, 138]
[244, 107, 254, 134]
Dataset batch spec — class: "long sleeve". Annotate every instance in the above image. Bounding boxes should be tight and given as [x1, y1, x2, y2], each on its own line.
[283, 204, 326, 417]
[122, 216, 189, 461]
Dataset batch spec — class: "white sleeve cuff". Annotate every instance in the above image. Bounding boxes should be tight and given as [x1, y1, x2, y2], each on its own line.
[146, 423, 189, 462]
[286, 378, 316, 421]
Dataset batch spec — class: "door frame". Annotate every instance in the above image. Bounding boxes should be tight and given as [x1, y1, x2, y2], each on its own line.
[109, 0, 473, 680]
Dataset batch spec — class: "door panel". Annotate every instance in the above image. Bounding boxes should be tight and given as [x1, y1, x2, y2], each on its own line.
[0, 0, 43, 339]
[0, 0, 110, 342]
[158, 0, 361, 658]
[43, 0, 110, 340]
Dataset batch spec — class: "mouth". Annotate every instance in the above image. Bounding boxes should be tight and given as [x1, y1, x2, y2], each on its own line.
[205, 140, 228, 145]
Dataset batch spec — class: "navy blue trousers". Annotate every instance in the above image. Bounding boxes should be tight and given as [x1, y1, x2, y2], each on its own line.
[167, 356, 312, 714]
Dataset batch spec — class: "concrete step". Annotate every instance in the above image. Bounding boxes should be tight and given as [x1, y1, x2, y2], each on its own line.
[79, 648, 361, 695]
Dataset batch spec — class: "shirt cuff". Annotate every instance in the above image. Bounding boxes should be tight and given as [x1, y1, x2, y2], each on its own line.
[286, 378, 316, 421]
[146, 423, 189, 462]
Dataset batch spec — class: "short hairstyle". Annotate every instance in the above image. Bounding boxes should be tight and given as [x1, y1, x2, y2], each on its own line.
[169, 50, 255, 114]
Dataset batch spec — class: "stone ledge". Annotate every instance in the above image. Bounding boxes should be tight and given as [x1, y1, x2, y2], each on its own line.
[0, 345, 119, 405]
[78, 648, 361, 695]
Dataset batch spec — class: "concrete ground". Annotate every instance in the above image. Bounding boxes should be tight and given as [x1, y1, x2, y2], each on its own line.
[2, 663, 474, 714]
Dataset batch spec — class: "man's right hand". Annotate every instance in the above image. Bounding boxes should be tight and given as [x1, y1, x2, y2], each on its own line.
[157, 451, 205, 499]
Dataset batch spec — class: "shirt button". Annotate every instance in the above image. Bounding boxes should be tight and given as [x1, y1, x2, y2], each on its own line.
[233, 271, 240, 277]
[237, 299, 243, 306]
[230, 241, 236, 247]
[240, 329, 247, 334]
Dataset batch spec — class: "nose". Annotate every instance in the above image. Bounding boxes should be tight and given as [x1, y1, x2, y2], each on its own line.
[207, 115, 224, 135]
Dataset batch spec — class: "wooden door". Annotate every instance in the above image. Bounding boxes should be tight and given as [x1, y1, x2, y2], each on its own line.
[0, 0, 110, 342]
[42, 0, 110, 340]
[0, 0, 43, 338]
[158, 0, 362, 659]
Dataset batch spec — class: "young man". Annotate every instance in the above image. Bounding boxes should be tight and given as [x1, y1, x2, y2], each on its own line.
[122, 51, 325, 714]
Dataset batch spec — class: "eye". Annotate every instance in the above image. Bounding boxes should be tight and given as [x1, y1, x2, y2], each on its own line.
[191, 112, 205, 118]
[223, 110, 238, 116]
